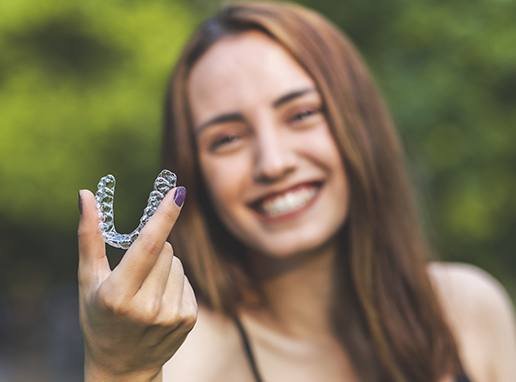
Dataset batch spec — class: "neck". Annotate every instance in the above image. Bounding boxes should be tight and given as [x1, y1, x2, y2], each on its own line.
[243, 241, 338, 341]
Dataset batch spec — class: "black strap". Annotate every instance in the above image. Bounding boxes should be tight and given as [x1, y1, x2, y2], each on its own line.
[233, 316, 264, 382]
[455, 371, 472, 382]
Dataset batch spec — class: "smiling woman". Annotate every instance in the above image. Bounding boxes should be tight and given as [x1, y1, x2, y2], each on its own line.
[186, 32, 349, 259]
[77, 2, 516, 382]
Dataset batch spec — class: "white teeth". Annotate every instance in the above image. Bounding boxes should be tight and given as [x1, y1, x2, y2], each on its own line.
[260, 187, 317, 217]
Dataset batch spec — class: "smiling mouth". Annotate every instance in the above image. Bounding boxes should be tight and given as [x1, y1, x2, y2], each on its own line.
[250, 182, 322, 219]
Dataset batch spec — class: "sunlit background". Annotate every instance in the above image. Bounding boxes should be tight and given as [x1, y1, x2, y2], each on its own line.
[1, 0, 515, 380]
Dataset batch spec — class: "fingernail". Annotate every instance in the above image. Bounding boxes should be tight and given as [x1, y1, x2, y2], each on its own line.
[174, 186, 186, 207]
[78, 191, 83, 215]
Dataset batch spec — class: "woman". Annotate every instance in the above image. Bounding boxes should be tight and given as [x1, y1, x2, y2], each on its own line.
[77, 2, 516, 381]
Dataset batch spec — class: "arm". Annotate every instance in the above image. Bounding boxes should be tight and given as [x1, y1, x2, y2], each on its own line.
[85, 362, 163, 382]
[429, 262, 516, 382]
[472, 268, 516, 381]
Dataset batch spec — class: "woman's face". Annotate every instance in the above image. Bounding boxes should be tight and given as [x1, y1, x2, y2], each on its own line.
[188, 31, 349, 258]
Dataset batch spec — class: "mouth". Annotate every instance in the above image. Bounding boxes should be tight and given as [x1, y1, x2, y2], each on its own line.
[249, 181, 323, 220]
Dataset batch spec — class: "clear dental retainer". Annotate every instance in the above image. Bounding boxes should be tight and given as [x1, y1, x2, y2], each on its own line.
[95, 169, 177, 249]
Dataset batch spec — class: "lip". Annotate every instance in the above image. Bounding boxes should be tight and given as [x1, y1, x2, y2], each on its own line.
[248, 181, 323, 205]
[248, 181, 323, 222]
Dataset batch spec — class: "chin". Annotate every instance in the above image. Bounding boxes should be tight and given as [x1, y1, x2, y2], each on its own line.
[250, 228, 340, 259]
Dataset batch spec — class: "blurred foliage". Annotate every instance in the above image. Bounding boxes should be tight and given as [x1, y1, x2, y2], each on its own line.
[0, 0, 195, 227]
[0, 0, 515, 378]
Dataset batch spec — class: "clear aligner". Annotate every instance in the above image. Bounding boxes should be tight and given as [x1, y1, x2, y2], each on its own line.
[95, 170, 177, 249]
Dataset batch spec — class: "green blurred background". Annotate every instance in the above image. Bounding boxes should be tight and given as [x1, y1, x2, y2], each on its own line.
[0, 0, 514, 380]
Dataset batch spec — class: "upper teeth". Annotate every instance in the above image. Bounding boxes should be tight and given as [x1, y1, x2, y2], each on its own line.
[260, 187, 317, 216]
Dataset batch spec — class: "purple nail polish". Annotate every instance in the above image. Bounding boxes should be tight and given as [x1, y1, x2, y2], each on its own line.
[174, 186, 186, 207]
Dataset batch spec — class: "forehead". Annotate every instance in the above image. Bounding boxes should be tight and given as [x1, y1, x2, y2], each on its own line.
[187, 31, 315, 123]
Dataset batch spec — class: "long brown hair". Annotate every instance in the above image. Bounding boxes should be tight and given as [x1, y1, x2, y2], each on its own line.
[163, 2, 463, 381]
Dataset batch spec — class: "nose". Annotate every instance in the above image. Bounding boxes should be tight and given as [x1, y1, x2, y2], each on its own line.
[253, 127, 296, 184]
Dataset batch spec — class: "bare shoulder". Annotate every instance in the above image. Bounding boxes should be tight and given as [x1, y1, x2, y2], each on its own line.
[162, 304, 247, 382]
[428, 262, 514, 320]
[428, 261, 516, 381]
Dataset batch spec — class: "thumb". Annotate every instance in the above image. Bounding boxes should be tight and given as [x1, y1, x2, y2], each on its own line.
[78, 189, 110, 289]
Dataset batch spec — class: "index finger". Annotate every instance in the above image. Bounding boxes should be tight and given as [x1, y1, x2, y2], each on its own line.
[110, 186, 186, 294]
[77, 190, 110, 290]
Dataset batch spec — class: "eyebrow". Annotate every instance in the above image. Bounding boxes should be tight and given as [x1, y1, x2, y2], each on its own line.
[272, 87, 315, 108]
[194, 87, 316, 135]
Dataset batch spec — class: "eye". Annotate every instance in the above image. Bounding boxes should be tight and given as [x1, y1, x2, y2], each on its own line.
[287, 107, 322, 124]
[209, 134, 241, 152]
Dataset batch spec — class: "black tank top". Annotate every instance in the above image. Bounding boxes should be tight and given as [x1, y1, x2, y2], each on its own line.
[233, 317, 472, 382]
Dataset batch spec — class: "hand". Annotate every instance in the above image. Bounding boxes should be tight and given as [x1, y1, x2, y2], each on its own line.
[77, 187, 197, 381]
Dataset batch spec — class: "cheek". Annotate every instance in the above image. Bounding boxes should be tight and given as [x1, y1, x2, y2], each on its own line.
[199, 152, 250, 206]
[304, 127, 349, 203]
[301, 125, 344, 172]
